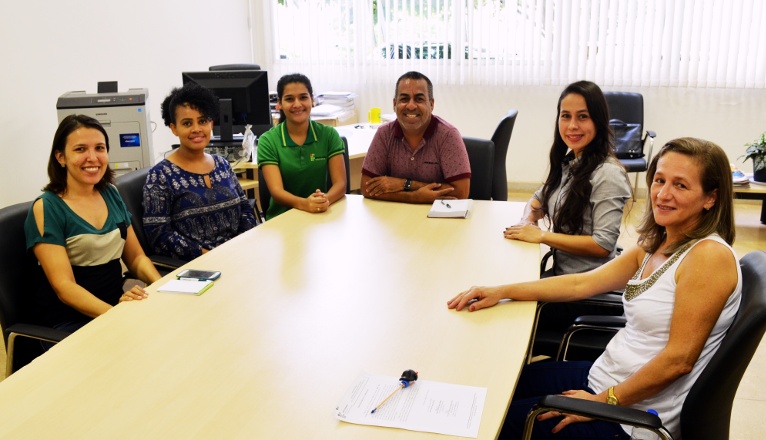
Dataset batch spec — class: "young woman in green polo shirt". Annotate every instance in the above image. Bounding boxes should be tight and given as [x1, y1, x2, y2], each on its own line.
[257, 73, 347, 220]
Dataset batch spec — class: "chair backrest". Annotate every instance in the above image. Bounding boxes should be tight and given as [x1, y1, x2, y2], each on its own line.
[604, 92, 644, 125]
[209, 64, 261, 71]
[462, 136, 495, 200]
[0, 201, 39, 346]
[258, 166, 271, 219]
[258, 136, 350, 220]
[329, 136, 351, 195]
[115, 167, 152, 254]
[490, 109, 518, 201]
[680, 250, 766, 439]
[604, 92, 645, 160]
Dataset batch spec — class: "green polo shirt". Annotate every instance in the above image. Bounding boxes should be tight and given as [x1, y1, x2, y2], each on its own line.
[257, 120, 344, 219]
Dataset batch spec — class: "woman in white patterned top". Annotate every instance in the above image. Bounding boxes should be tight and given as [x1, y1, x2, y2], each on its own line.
[448, 137, 740, 440]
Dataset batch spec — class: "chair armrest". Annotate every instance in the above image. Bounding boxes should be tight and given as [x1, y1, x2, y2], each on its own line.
[540, 250, 553, 276]
[5, 323, 71, 343]
[572, 315, 627, 327]
[149, 255, 186, 270]
[524, 395, 671, 439]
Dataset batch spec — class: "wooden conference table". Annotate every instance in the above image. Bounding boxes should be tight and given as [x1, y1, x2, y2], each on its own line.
[0, 195, 539, 439]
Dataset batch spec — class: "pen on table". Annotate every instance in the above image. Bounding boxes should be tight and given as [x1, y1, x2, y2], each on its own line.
[370, 369, 418, 414]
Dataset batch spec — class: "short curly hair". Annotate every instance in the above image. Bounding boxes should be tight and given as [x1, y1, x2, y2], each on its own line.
[161, 82, 219, 127]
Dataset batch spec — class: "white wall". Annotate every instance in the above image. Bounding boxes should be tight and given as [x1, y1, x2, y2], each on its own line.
[0, 0, 253, 207]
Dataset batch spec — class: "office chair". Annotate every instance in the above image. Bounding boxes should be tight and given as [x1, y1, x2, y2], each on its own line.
[257, 136, 351, 221]
[209, 64, 261, 71]
[462, 136, 495, 200]
[114, 168, 186, 271]
[0, 201, 71, 377]
[490, 109, 518, 201]
[604, 92, 657, 198]
[523, 250, 766, 440]
[526, 250, 624, 363]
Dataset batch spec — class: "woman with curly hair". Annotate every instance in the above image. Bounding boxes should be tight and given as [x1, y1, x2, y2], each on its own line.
[142, 82, 257, 261]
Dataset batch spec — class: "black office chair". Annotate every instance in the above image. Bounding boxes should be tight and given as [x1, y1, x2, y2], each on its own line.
[114, 168, 186, 271]
[258, 136, 351, 221]
[527, 250, 624, 363]
[462, 136, 495, 201]
[490, 109, 518, 201]
[0, 201, 71, 377]
[604, 92, 657, 198]
[209, 64, 261, 71]
[523, 250, 766, 440]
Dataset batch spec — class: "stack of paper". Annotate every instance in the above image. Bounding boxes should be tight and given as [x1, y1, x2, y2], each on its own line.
[315, 91, 356, 120]
[731, 164, 750, 188]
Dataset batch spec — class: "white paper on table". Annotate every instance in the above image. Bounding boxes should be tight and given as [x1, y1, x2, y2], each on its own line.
[335, 371, 486, 438]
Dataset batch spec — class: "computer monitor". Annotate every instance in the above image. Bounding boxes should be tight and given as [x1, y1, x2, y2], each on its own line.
[181, 70, 272, 141]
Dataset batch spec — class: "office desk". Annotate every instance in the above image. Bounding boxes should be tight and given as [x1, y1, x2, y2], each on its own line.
[0, 196, 538, 439]
[335, 124, 378, 191]
[734, 185, 766, 224]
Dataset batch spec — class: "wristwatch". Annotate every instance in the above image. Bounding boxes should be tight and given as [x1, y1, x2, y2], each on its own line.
[607, 386, 620, 405]
[403, 178, 412, 192]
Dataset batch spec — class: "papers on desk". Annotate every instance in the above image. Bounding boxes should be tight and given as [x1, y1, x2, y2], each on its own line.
[157, 279, 214, 295]
[335, 371, 486, 438]
[428, 199, 473, 218]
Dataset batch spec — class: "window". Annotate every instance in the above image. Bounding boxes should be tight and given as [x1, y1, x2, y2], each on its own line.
[267, 0, 766, 88]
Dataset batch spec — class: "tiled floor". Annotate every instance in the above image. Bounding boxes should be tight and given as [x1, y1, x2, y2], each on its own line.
[1, 195, 764, 437]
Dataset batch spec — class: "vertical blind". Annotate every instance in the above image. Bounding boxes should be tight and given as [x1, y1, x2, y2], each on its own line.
[266, 0, 766, 89]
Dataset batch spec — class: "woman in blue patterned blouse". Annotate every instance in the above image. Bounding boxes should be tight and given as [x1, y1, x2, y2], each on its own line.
[142, 83, 257, 261]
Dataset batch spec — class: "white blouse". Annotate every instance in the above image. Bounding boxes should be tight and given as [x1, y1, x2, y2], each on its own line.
[587, 235, 741, 438]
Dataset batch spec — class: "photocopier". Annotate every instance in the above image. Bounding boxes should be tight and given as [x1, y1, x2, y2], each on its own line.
[56, 87, 154, 174]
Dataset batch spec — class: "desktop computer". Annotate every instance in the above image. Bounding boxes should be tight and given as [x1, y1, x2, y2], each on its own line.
[56, 88, 155, 175]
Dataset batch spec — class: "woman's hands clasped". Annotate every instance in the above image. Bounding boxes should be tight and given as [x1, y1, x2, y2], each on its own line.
[306, 189, 330, 213]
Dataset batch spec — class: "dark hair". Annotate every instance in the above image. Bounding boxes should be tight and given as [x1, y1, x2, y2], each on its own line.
[394, 71, 434, 101]
[539, 80, 625, 235]
[161, 82, 219, 127]
[637, 137, 735, 255]
[44, 114, 115, 194]
[276, 73, 314, 124]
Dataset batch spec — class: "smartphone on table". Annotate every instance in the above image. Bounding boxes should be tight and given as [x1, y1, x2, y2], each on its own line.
[176, 269, 222, 281]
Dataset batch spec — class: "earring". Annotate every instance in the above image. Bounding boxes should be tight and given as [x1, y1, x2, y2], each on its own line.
[60, 163, 66, 168]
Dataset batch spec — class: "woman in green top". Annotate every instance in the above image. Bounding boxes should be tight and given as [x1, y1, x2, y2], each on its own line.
[257, 73, 347, 219]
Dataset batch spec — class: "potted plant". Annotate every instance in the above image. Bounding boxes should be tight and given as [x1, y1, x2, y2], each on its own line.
[742, 131, 766, 182]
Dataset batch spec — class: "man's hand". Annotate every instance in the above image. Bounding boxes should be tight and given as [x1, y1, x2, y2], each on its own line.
[364, 176, 405, 197]
[411, 183, 454, 203]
